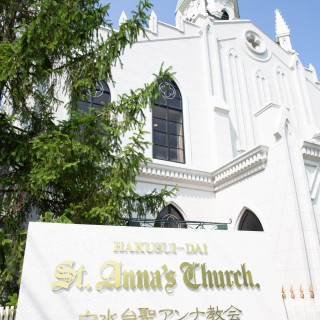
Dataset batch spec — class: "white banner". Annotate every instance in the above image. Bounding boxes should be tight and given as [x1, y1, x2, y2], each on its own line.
[17, 222, 287, 320]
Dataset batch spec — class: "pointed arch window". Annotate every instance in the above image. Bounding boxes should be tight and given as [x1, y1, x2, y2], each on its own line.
[238, 209, 264, 231]
[153, 80, 185, 163]
[155, 204, 187, 228]
[77, 81, 111, 113]
[221, 10, 229, 20]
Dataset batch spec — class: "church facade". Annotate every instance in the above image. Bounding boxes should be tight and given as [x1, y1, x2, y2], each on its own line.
[57, 0, 320, 300]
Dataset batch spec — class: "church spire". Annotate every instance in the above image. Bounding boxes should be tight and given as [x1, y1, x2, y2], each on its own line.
[275, 9, 293, 52]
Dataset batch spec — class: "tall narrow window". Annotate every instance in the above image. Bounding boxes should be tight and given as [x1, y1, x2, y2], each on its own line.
[77, 81, 111, 113]
[153, 80, 185, 163]
[155, 204, 187, 228]
[238, 209, 264, 231]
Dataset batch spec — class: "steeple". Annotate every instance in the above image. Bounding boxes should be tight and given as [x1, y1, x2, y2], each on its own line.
[275, 9, 293, 52]
[176, 0, 239, 25]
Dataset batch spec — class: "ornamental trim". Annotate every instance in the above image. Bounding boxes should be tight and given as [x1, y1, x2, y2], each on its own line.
[139, 145, 269, 191]
[302, 141, 320, 162]
[139, 163, 214, 187]
[212, 145, 269, 191]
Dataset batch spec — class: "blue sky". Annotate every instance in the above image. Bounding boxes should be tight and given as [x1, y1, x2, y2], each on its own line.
[101, 0, 320, 76]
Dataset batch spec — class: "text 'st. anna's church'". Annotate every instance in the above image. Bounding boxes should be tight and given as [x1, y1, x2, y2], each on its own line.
[58, 0, 320, 306]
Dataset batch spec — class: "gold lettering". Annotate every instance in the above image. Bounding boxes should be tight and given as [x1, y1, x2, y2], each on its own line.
[213, 271, 225, 288]
[241, 263, 256, 288]
[203, 244, 207, 254]
[154, 243, 162, 253]
[186, 244, 195, 253]
[125, 242, 134, 253]
[145, 242, 153, 253]
[137, 270, 150, 289]
[162, 264, 176, 294]
[113, 241, 124, 252]
[162, 243, 171, 253]
[123, 270, 136, 290]
[201, 263, 213, 288]
[225, 271, 234, 288]
[150, 271, 162, 289]
[96, 260, 121, 291]
[134, 242, 144, 253]
[180, 262, 200, 290]
[233, 270, 242, 288]
[195, 244, 203, 254]
[76, 265, 86, 289]
[51, 261, 76, 291]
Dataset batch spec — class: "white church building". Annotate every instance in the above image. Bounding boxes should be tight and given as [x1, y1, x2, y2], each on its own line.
[58, 0, 320, 313]
[6, 1, 320, 319]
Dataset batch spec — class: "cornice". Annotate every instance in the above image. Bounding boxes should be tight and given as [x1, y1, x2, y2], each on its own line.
[139, 145, 269, 192]
[139, 163, 214, 187]
[212, 145, 269, 191]
[302, 141, 320, 162]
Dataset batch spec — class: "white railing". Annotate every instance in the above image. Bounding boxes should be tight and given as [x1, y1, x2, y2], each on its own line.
[0, 307, 15, 320]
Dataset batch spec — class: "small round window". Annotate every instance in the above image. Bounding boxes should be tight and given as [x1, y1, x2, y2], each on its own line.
[244, 30, 266, 55]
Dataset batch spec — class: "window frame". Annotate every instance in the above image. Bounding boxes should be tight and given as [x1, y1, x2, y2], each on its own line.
[77, 80, 111, 114]
[152, 80, 185, 164]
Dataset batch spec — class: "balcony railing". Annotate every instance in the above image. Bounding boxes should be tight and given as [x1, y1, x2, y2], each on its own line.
[123, 217, 231, 230]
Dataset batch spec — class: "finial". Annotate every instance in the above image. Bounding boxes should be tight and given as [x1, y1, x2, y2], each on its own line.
[149, 10, 158, 33]
[309, 64, 319, 83]
[175, 10, 184, 32]
[309, 284, 314, 298]
[275, 9, 290, 37]
[300, 285, 304, 299]
[275, 9, 293, 52]
[290, 285, 295, 299]
[282, 286, 286, 299]
[119, 11, 127, 26]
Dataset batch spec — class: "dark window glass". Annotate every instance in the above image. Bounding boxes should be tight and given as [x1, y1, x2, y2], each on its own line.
[167, 98, 182, 110]
[221, 10, 229, 20]
[168, 122, 183, 135]
[153, 145, 168, 160]
[155, 205, 187, 229]
[77, 80, 111, 113]
[170, 148, 184, 163]
[152, 80, 185, 163]
[153, 132, 168, 146]
[169, 135, 183, 148]
[168, 109, 183, 123]
[238, 210, 264, 231]
[153, 118, 167, 133]
[153, 105, 167, 119]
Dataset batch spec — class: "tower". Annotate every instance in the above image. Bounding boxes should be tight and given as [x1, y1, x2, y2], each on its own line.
[175, 0, 240, 25]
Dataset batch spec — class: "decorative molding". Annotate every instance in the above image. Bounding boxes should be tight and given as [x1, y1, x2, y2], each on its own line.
[302, 141, 320, 200]
[212, 145, 269, 191]
[253, 101, 281, 117]
[139, 146, 269, 192]
[302, 141, 320, 162]
[139, 163, 214, 187]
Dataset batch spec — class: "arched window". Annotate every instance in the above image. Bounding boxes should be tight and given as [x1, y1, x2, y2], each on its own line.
[221, 10, 229, 20]
[155, 204, 187, 228]
[238, 209, 264, 231]
[77, 81, 111, 113]
[153, 80, 185, 163]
